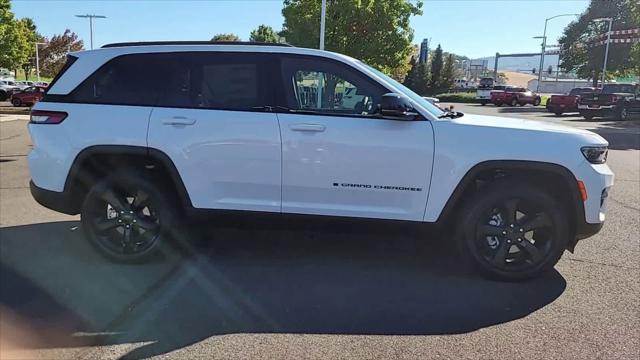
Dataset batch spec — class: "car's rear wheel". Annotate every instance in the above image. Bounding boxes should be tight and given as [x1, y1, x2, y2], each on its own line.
[0, 91, 7, 102]
[457, 181, 568, 281]
[11, 98, 21, 107]
[494, 102, 502, 107]
[480, 100, 487, 106]
[510, 98, 518, 107]
[554, 111, 563, 116]
[81, 171, 183, 263]
[533, 97, 541, 106]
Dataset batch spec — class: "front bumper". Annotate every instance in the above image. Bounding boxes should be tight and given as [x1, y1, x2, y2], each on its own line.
[30, 180, 79, 215]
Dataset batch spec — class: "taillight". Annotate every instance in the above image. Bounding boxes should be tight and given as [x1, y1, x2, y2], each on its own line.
[30, 110, 67, 124]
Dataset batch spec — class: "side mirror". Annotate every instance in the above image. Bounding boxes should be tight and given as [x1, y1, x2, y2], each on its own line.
[379, 93, 418, 119]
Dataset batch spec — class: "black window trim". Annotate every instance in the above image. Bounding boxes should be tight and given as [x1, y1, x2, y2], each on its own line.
[273, 53, 425, 121]
[43, 51, 278, 114]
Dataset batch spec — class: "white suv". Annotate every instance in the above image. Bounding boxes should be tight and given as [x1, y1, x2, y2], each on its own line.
[28, 42, 614, 280]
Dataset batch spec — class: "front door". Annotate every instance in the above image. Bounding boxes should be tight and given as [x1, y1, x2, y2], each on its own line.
[277, 55, 434, 221]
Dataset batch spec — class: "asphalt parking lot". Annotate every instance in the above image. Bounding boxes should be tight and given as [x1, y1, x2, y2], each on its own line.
[0, 104, 639, 359]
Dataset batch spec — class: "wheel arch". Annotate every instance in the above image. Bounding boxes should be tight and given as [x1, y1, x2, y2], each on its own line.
[436, 160, 584, 248]
[63, 145, 193, 213]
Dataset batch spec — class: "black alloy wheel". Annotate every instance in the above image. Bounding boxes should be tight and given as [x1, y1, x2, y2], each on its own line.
[81, 172, 180, 262]
[458, 182, 568, 281]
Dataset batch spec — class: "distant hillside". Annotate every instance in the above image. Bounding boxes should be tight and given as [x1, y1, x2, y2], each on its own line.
[501, 71, 536, 88]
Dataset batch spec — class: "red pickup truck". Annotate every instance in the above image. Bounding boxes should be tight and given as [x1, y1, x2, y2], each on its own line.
[491, 86, 542, 107]
[546, 87, 597, 116]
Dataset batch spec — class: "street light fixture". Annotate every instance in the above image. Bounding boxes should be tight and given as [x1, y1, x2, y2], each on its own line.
[75, 14, 107, 50]
[536, 13, 579, 92]
[593, 17, 613, 86]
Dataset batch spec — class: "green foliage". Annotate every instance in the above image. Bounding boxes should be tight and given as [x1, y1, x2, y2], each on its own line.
[249, 25, 280, 43]
[430, 44, 444, 89]
[281, 0, 422, 74]
[403, 56, 429, 95]
[211, 33, 241, 42]
[630, 0, 640, 75]
[441, 53, 455, 90]
[434, 92, 477, 103]
[558, 0, 636, 85]
[38, 30, 83, 77]
[0, 0, 33, 74]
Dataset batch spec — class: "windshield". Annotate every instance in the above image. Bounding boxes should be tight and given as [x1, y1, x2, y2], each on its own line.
[359, 62, 446, 117]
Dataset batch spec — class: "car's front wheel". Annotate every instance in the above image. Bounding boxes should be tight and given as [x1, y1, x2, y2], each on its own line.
[619, 107, 629, 121]
[457, 181, 568, 281]
[510, 98, 518, 107]
[11, 98, 21, 107]
[81, 171, 183, 263]
[533, 97, 541, 106]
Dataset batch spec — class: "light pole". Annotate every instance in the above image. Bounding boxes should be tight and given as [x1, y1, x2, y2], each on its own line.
[75, 14, 106, 50]
[319, 0, 326, 50]
[34, 42, 47, 82]
[533, 35, 546, 92]
[593, 17, 613, 86]
[536, 13, 579, 92]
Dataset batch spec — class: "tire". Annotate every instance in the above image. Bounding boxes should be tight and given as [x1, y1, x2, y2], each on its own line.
[0, 91, 7, 102]
[456, 181, 569, 281]
[583, 113, 594, 120]
[480, 100, 487, 106]
[11, 98, 21, 107]
[510, 98, 518, 107]
[494, 102, 502, 107]
[533, 97, 541, 106]
[554, 112, 563, 116]
[81, 171, 185, 263]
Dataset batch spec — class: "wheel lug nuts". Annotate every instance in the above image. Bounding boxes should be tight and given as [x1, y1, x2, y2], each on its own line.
[519, 228, 524, 232]
[502, 231, 507, 235]
[507, 239, 511, 243]
[510, 224, 515, 228]
[126, 225, 130, 228]
[133, 219, 137, 223]
[517, 238, 522, 242]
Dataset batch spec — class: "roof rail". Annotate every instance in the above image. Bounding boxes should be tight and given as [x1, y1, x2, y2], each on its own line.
[101, 41, 294, 48]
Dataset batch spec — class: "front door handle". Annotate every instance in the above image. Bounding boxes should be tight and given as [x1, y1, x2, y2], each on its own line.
[289, 123, 326, 132]
[162, 116, 197, 126]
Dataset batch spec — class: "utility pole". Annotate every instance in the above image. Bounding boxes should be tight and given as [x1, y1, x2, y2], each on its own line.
[319, 0, 326, 50]
[593, 18, 613, 86]
[35, 42, 47, 82]
[75, 14, 107, 50]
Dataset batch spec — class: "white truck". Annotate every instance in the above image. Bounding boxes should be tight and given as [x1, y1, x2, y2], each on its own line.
[28, 42, 613, 281]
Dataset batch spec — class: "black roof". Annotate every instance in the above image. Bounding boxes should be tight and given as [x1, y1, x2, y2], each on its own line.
[101, 41, 294, 48]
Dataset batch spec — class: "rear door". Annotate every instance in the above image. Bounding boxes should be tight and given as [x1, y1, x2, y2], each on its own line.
[147, 52, 282, 212]
[276, 55, 434, 221]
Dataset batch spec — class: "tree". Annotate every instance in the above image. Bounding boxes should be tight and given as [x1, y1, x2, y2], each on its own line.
[38, 30, 83, 77]
[0, 0, 33, 76]
[19, 18, 42, 80]
[558, 0, 636, 86]
[211, 33, 241, 42]
[281, 0, 422, 74]
[430, 44, 444, 89]
[249, 25, 279, 43]
[403, 56, 429, 95]
[441, 53, 456, 90]
[630, 0, 640, 75]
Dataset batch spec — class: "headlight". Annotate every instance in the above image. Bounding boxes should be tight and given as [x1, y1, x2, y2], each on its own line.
[581, 146, 608, 164]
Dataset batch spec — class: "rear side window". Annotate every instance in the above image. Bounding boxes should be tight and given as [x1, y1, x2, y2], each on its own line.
[159, 52, 270, 111]
[71, 54, 166, 106]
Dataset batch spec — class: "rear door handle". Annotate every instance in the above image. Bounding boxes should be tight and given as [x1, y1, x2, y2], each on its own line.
[289, 123, 326, 132]
[162, 116, 197, 126]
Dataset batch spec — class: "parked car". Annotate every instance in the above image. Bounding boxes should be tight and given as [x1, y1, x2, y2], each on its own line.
[34, 81, 49, 87]
[0, 80, 19, 101]
[28, 41, 613, 281]
[10, 86, 46, 106]
[578, 83, 638, 120]
[546, 87, 597, 116]
[491, 87, 541, 107]
[14, 80, 35, 90]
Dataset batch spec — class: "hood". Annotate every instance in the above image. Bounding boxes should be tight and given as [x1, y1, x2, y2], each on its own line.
[449, 114, 607, 144]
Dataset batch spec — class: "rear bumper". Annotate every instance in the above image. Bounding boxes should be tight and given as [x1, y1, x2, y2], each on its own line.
[30, 180, 79, 215]
[546, 104, 577, 113]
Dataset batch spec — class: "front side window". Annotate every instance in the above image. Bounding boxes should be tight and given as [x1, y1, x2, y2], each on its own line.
[281, 56, 386, 116]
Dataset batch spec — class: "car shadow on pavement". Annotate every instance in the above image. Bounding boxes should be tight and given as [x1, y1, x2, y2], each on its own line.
[0, 220, 567, 359]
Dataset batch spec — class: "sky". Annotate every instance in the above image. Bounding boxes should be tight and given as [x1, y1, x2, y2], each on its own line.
[10, 0, 590, 59]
